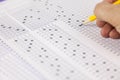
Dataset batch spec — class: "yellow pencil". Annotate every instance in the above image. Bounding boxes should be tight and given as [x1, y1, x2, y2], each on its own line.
[83, 0, 120, 24]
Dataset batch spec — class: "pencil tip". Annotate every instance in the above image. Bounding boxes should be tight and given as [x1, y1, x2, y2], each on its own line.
[83, 20, 90, 25]
[79, 20, 90, 27]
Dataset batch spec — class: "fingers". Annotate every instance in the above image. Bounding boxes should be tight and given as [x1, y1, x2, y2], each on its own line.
[95, 0, 120, 39]
[94, 1, 120, 30]
[96, 20, 106, 28]
[109, 29, 120, 39]
[100, 23, 120, 39]
[101, 23, 113, 38]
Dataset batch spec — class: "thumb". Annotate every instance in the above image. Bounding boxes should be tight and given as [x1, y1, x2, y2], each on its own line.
[94, 1, 120, 33]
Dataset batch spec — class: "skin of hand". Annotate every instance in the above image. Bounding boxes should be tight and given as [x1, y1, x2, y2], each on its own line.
[94, 0, 120, 39]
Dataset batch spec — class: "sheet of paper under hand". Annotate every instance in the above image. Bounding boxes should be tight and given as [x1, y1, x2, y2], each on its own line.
[0, 0, 120, 80]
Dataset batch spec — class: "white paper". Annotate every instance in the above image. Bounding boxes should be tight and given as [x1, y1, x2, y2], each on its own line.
[0, 0, 120, 80]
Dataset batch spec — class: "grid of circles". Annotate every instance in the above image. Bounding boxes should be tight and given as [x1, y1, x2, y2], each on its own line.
[43, 3, 120, 57]
[11, 0, 64, 30]
[6, 0, 120, 79]
[9, 33, 92, 80]
[0, 39, 45, 80]
[30, 0, 120, 57]
[59, 11, 120, 56]
[75, 25, 120, 56]
[0, 16, 28, 39]
[36, 23, 120, 80]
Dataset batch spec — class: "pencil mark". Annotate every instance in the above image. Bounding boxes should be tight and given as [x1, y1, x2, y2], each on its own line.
[79, 24, 83, 26]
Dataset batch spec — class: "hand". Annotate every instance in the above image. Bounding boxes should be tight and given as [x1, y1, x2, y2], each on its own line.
[94, 0, 120, 39]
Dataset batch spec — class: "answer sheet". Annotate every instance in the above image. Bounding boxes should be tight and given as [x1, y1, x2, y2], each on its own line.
[0, 0, 120, 80]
